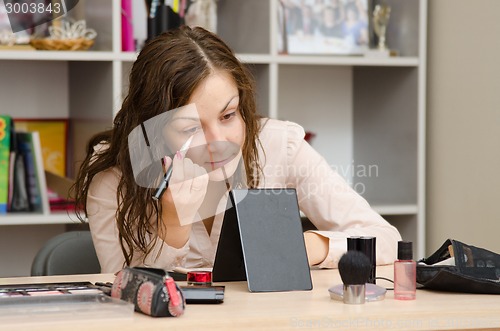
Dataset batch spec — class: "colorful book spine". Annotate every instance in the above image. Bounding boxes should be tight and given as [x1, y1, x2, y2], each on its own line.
[16, 131, 49, 214]
[31, 131, 50, 214]
[13, 119, 68, 178]
[122, 0, 135, 51]
[0, 115, 12, 214]
[16, 132, 39, 212]
[10, 144, 30, 212]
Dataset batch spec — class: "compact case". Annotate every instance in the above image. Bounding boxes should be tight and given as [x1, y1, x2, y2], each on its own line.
[328, 283, 386, 302]
[111, 267, 185, 317]
[417, 239, 500, 294]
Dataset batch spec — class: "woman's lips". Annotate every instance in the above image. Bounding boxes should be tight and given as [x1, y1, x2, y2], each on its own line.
[206, 155, 233, 169]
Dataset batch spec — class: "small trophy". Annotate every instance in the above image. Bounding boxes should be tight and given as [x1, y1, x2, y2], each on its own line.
[372, 3, 391, 51]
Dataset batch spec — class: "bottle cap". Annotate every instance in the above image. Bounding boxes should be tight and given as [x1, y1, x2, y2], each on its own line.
[187, 271, 212, 286]
[397, 241, 413, 260]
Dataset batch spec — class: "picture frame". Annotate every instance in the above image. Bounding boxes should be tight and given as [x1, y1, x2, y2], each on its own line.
[280, 0, 369, 55]
[13, 118, 69, 177]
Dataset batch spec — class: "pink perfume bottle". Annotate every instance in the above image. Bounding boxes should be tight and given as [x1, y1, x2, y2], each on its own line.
[394, 241, 416, 300]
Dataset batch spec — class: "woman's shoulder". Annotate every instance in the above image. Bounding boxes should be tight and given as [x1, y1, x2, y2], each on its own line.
[90, 141, 122, 177]
[258, 118, 306, 159]
[259, 118, 305, 140]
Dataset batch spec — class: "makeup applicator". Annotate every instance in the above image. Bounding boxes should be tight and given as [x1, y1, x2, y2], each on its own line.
[338, 250, 372, 304]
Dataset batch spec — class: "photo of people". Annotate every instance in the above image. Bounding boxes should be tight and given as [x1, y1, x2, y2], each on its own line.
[279, 0, 369, 55]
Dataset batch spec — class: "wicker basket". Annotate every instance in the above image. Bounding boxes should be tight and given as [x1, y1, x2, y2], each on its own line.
[29, 38, 94, 51]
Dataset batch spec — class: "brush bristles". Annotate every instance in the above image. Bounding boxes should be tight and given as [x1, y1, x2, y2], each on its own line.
[338, 250, 372, 285]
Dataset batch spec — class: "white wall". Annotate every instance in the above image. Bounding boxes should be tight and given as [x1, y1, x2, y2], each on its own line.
[426, 0, 500, 254]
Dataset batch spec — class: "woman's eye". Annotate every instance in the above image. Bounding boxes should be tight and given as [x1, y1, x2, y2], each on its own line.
[221, 111, 236, 121]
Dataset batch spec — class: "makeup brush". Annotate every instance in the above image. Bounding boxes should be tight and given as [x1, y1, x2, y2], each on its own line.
[152, 135, 194, 201]
[338, 250, 372, 304]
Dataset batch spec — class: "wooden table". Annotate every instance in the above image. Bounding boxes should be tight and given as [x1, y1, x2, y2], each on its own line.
[1, 265, 499, 330]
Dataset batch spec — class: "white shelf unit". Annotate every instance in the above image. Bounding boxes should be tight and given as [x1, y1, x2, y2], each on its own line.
[0, 0, 427, 276]
[0, 212, 79, 225]
[0, 0, 119, 277]
[216, 0, 427, 258]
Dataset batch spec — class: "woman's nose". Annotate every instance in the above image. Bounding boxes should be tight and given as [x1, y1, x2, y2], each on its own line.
[203, 125, 224, 143]
[203, 126, 227, 153]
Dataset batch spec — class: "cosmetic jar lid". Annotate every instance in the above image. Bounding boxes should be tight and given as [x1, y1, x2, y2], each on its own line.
[187, 271, 213, 286]
[398, 241, 413, 260]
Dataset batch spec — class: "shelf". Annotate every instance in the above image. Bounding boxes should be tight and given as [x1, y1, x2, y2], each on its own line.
[0, 51, 117, 61]
[372, 204, 419, 215]
[107, 52, 276, 64]
[300, 204, 418, 219]
[276, 55, 419, 67]
[114, 52, 419, 67]
[4, 205, 418, 225]
[237, 54, 275, 64]
[116, 51, 138, 62]
[0, 0, 427, 272]
[0, 213, 81, 225]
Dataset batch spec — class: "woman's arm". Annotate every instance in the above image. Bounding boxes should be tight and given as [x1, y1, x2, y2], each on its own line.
[285, 122, 402, 268]
[303, 232, 329, 265]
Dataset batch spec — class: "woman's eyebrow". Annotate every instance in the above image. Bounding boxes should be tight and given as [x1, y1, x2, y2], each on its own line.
[219, 95, 239, 114]
[169, 95, 239, 122]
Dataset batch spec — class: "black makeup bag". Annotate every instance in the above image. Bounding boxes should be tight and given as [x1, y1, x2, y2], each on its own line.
[417, 239, 500, 294]
[111, 267, 185, 317]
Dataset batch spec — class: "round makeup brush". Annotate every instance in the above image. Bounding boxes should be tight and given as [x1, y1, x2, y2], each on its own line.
[338, 250, 372, 304]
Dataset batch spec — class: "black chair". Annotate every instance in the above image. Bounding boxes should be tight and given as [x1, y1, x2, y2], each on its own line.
[31, 231, 101, 276]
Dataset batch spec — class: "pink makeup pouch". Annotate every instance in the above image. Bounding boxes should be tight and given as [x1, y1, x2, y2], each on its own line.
[111, 267, 185, 317]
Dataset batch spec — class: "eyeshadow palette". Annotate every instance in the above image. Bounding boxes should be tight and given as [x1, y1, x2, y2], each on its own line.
[0, 282, 133, 324]
[0, 281, 104, 297]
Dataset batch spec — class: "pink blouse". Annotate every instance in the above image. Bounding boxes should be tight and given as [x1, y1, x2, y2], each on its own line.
[87, 119, 401, 273]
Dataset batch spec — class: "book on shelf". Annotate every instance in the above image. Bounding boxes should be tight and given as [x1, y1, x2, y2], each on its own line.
[120, 0, 149, 52]
[0, 115, 12, 214]
[0, 115, 74, 215]
[45, 170, 76, 213]
[13, 118, 68, 177]
[13, 118, 76, 212]
[9, 128, 30, 212]
[12, 131, 50, 214]
[121, 0, 135, 52]
[7, 127, 16, 210]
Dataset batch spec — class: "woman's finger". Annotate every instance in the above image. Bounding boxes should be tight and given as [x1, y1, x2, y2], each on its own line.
[170, 151, 185, 184]
[162, 156, 172, 173]
[190, 167, 209, 192]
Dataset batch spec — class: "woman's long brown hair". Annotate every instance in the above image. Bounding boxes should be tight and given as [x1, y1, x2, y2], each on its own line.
[71, 26, 262, 266]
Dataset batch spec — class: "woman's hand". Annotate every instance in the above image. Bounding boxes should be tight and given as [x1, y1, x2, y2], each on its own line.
[159, 152, 209, 248]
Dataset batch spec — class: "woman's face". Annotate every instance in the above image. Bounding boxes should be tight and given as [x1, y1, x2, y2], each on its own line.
[163, 69, 245, 182]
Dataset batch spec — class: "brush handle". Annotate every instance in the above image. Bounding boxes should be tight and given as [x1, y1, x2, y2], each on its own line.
[152, 162, 174, 200]
[343, 284, 366, 304]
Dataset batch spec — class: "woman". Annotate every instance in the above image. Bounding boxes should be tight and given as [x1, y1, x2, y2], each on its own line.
[72, 26, 401, 274]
